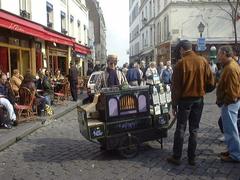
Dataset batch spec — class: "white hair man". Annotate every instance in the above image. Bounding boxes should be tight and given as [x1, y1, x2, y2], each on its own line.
[0, 74, 17, 128]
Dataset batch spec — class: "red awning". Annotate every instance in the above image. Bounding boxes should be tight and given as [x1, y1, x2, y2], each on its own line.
[0, 10, 74, 46]
[74, 43, 91, 55]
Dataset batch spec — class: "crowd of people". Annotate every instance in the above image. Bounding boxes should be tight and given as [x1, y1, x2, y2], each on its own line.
[0, 39, 239, 164]
[0, 63, 80, 129]
[94, 40, 240, 164]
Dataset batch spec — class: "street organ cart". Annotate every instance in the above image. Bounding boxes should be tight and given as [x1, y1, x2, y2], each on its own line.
[77, 81, 175, 158]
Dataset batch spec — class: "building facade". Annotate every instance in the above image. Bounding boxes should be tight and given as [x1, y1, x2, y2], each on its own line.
[129, 0, 240, 65]
[129, 0, 141, 64]
[0, 0, 91, 76]
[86, 0, 107, 65]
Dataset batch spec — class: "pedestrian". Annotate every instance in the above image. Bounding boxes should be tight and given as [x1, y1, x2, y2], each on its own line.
[95, 54, 127, 91]
[140, 60, 147, 85]
[0, 74, 17, 128]
[134, 63, 143, 86]
[68, 61, 78, 101]
[167, 40, 215, 166]
[145, 61, 159, 85]
[126, 62, 140, 86]
[162, 61, 173, 85]
[216, 45, 240, 163]
[36, 71, 53, 105]
[157, 61, 164, 81]
[209, 60, 218, 76]
[122, 63, 129, 77]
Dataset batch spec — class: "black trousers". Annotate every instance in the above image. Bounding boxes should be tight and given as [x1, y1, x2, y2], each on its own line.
[70, 80, 78, 101]
[173, 98, 204, 160]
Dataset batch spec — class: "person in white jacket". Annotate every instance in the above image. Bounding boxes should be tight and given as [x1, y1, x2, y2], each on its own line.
[145, 61, 159, 85]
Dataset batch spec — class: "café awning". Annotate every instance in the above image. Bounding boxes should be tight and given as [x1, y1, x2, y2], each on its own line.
[0, 9, 74, 46]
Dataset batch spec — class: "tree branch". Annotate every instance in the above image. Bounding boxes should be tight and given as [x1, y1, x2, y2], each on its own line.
[217, 3, 233, 18]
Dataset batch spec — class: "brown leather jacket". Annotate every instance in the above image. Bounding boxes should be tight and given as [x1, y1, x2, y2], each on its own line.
[217, 59, 240, 105]
[171, 51, 215, 108]
[10, 75, 22, 94]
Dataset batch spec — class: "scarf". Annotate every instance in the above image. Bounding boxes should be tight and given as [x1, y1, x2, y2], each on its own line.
[107, 68, 119, 87]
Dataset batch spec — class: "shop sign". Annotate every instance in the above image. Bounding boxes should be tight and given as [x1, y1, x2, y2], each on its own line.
[9, 23, 25, 33]
[75, 52, 86, 58]
[197, 38, 206, 51]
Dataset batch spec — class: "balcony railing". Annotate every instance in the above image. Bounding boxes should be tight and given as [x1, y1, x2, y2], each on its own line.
[20, 9, 31, 19]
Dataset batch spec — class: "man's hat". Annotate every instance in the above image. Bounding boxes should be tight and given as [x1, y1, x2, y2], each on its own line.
[107, 54, 118, 62]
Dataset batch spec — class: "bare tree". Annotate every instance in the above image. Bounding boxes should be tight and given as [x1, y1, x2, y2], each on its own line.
[218, 0, 240, 54]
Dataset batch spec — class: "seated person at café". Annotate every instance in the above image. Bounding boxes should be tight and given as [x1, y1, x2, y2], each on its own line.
[52, 69, 64, 81]
[36, 71, 54, 105]
[45, 70, 52, 79]
[52, 69, 65, 92]
[0, 74, 17, 127]
[10, 69, 23, 95]
[20, 71, 46, 116]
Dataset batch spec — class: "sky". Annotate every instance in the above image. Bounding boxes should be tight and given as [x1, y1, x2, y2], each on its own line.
[98, 0, 129, 67]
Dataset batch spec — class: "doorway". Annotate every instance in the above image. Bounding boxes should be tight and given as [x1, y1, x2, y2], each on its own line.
[10, 49, 19, 75]
[49, 55, 67, 75]
[21, 50, 30, 75]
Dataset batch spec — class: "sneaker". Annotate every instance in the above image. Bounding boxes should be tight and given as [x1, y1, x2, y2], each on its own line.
[220, 155, 240, 163]
[167, 156, 181, 165]
[3, 123, 12, 129]
[188, 159, 196, 166]
[218, 136, 225, 142]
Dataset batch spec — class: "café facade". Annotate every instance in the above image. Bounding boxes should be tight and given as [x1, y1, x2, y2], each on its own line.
[0, 9, 91, 77]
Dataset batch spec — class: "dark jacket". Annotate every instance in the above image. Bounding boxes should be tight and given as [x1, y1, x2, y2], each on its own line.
[36, 77, 53, 96]
[0, 83, 8, 96]
[21, 80, 36, 93]
[0, 82, 15, 105]
[69, 65, 78, 82]
[126, 68, 140, 82]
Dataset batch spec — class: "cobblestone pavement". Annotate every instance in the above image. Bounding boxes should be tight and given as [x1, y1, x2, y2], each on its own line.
[0, 92, 239, 180]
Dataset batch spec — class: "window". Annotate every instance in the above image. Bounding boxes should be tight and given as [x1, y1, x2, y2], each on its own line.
[77, 20, 81, 43]
[149, 1, 152, 19]
[150, 27, 152, 46]
[145, 6, 148, 21]
[47, 2, 53, 28]
[84, 25, 87, 45]
[157, 0, 160, 13]
[20, 0, 31, 19]
[159, 22, 161, 43]
[61, 11, 67, 34]
[70, 15, 74, 36]
[146, 30, 148, 46]
[164, 16, 169, 41]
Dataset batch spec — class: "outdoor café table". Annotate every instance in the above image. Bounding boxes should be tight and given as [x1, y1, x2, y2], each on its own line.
[52, 81, 64, 92]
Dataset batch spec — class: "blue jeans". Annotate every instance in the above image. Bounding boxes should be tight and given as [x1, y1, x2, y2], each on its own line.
[221, 101, 240, 161]
[44, 95, 51, 106]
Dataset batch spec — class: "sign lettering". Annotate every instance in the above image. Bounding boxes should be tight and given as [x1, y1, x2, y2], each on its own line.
[9, 23, 25, 32]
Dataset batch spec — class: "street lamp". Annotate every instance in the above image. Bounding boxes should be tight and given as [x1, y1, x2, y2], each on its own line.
[198, 22, 205, 38]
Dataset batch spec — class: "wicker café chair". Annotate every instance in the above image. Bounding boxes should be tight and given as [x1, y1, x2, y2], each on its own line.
[15, 87, 36, 122]
[54, 81, 70, 104]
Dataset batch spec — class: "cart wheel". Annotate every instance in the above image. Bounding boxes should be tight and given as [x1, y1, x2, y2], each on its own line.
[118, 135, 139, 158]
